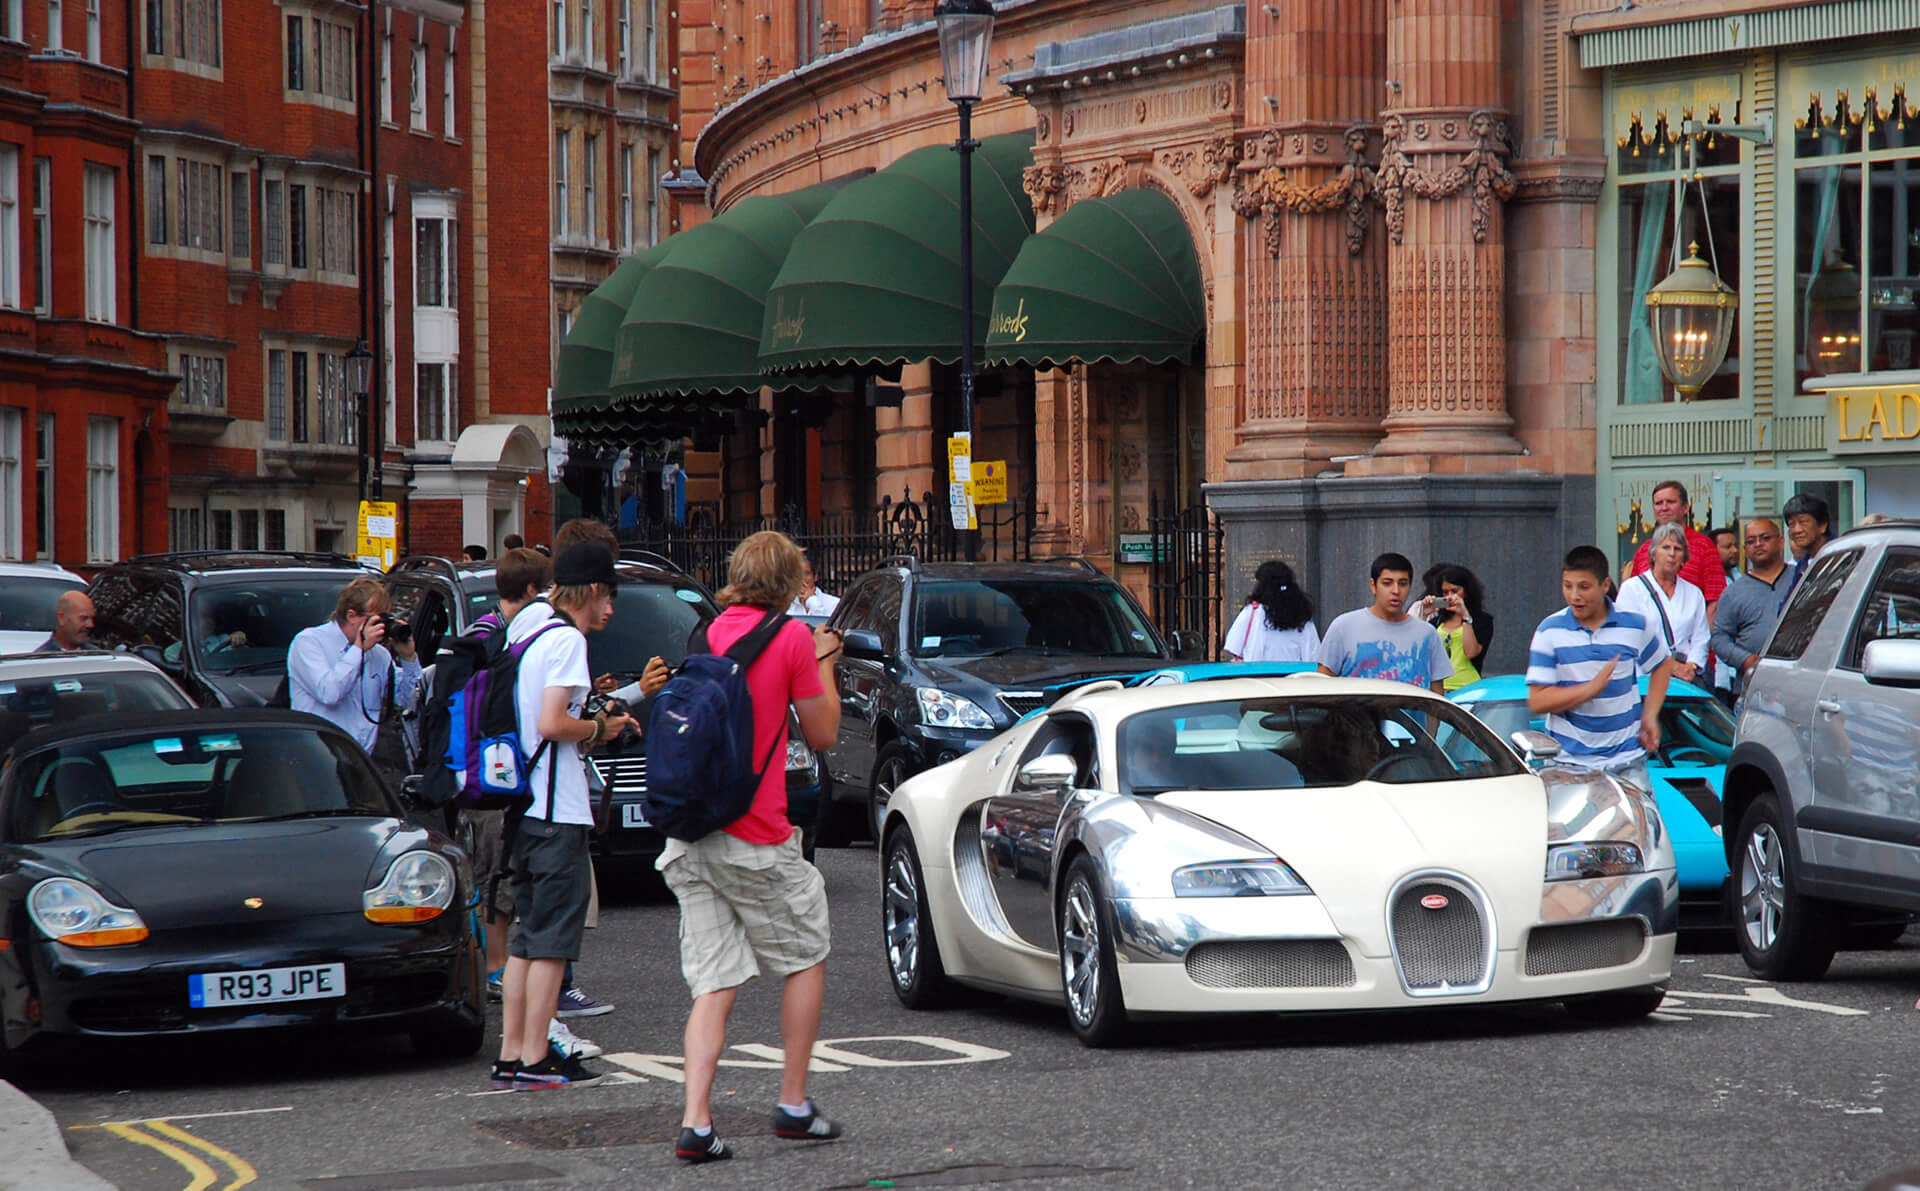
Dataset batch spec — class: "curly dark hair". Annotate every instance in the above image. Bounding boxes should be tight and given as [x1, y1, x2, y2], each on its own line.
[1422, 562, 1489, 623]
[1248, 560, 1315, 632]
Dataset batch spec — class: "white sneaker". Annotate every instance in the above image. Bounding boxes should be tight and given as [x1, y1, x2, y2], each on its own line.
[548, 1017, 603, 1060]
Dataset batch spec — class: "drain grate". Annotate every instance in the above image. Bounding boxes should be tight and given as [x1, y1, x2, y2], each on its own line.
[825, 1164, 1130, 1188]
[300, 1162, 562, 1190]
[476, 1105, 759, 1151]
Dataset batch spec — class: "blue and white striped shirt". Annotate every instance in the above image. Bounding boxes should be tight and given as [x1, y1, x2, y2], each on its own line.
[1526, 604, 1665, 766]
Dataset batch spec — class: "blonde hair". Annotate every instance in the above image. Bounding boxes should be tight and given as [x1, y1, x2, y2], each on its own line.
[554, 518, 619, 556]
[332, 576, 391, 624]
[718, 531, 804, 610]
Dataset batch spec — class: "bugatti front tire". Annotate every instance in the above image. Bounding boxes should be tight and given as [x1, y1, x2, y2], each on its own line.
[882, 825, 952, 1009]
[1059, 856, 1130, 1047]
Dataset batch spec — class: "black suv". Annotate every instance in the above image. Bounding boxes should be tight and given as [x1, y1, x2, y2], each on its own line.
[818, 556, 1174, 842]
[380, 553, 827, 874]
[87, 552, 375, 707]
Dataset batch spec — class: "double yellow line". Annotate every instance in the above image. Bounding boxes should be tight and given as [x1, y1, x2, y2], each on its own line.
[82, 1118, 257, 1190]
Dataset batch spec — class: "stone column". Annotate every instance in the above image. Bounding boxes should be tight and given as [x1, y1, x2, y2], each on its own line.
[1227, 0, 1389, 479]
[1353, 0, 1522, 470]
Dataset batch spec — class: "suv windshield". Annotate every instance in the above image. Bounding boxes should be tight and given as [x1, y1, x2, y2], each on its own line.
[590, 582, 717, 675]
[182, 578, 351, 674]
[1118, 695, 1524, 794]
[0, 574, 84, 634]
[0, 672, 190, 753]
[11, 724, 390, 841]
[911, 579, 1161, 658]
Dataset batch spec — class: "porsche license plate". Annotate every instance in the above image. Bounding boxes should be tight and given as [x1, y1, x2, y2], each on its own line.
[622, 803, 650, 828]
[188, 963, 346, 1008]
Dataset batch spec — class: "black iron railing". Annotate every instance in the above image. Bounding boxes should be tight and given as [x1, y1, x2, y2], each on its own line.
[1147, 494, 1225, 660]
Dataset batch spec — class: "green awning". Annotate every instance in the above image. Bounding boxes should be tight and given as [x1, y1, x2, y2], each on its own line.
[611, 180, 848, 400]
[984, 188, 1204, 370]
[552, 242, 673, 440]
[758, 131, 1036, 374]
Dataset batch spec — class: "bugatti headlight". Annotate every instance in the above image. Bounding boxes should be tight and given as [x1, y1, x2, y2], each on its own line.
[364, 851, 457, 923]
[917, 687, 996, 730]
[28, 878, 149, 946]
[1172, 859, 1311, 897]
[1544, 841, 1645, 881]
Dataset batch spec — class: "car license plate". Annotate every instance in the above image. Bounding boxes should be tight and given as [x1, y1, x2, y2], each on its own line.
[188, 963, 346, 1009]
[622, 803, 650, 829]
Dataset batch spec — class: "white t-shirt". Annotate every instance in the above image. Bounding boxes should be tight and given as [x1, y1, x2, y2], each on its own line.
[507, 603, 592, 825]
[787, 591, 841, 617]
[1616, 572, 1709, 670]
[1223, 603, 1320, 662]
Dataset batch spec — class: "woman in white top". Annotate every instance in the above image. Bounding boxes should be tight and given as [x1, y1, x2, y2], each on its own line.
[1616, 521, 1709, 683]
[1223, 560, 1321, 663]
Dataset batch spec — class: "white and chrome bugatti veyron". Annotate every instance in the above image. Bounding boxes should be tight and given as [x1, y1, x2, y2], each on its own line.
[877, 676, 1677, 1046]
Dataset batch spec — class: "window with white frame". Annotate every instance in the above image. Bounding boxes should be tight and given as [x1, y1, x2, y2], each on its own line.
[86, 417, 117, 565]
[33, 415, 49, 558]
[263, 177, 285, 268]
[145, 0, 220, 68]
[83, 165, 114, 322]
[551, 0, 566, 61]
[317, 186, 355, 276]
[145, 155, 167, 245]
[0, 145, 17, 310]
[47, 0, 61, 53]
[582, 0, 594, 66]
[284, 14, 303, 88]
[0, 408, 20, 560]
[409, 42, 425, 129]
[266, 348, 287, 439]
[229, 170, 249, 262]
[619, 144, 633, 252]
[175, 157, 223, 253]
[379, 26, 393, 123]
[85, 0, 100, 61]
[287, 12, 355, 105]
[414, 215, 453, 307]
[31, 158, 47, 315]
[644, 0, 656, 81]
[318, 353, 352, 446]
[617, 0, 629, 75]
[647, 148, 660, 244]
[168, 506, 203, 550]
[583, 134, 598, 243]
[444, 39, 456, 138]
[416, 361, 453, 442]
[1, 0, 21, 42]
[175, 353, 226, 409]
[554, 130, 570, 238]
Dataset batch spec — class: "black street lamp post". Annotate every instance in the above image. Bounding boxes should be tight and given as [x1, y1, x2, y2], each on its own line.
[347, 339, 374, 503]
[935, 0, 995, 561]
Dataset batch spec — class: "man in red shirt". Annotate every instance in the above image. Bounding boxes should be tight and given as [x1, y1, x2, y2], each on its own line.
[1629, 479, 1726, 621]
[660, 531, 844, 1164]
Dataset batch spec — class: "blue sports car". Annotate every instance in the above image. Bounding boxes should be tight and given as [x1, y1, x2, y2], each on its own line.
[1029, 661, 1319, 717]
[1450, 674, 1732, 926]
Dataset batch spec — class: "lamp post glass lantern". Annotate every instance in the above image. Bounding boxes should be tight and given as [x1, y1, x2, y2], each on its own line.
[936, 0, 994, 556]
[347, 339, 375, 500]
[1645, 242, 1738, 400]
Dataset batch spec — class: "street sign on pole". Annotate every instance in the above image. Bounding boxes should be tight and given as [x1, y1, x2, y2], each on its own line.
[356, 500, 399, 570]
[946, 433, 977, 530]
[971, 460, 1007, 505]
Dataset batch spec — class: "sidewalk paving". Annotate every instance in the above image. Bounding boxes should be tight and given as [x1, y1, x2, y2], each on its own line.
[0, 1081, 115, 1191]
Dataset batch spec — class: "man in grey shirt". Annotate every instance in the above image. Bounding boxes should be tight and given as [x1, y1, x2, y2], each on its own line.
[1316, 552, 1452, 692]
[1710, 518, 1788, 704]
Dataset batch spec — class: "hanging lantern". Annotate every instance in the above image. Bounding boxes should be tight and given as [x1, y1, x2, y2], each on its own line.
[1803, 256, 1863, 376]
[1645, 241, 1739, 398]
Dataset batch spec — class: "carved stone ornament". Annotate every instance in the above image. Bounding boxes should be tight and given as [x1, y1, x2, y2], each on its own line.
[1159, 134, 1241, 199]
[1232, 124, 1377, 257]
[1036, 113, 1051, 141]
[1375, 108, 1517, 246]
[1023, 163, 1066, 217]
[1068, 158, 1129, 201]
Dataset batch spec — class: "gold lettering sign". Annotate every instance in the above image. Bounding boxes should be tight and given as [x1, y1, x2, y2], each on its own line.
[1829, 387, 1920, 454]
[989, 298, 1030, 343]
[768, 296, 806, 348]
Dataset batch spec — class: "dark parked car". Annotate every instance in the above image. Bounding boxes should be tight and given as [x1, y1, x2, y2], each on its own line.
[817, 556, 1176, 843]
[381, 553, 826, 872]
[0, 709, 485, 1060]
[85, 552, 375, 708]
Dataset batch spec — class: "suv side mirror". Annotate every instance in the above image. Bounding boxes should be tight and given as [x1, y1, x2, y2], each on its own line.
[135, 644, 182, 674]
[1169, 630, 1201, 659]
[842, 628, 886, 660]
[1013, 752, 1078, 794]
[1511, 729, 1561, 763]
[1863, 639, 1920, 687]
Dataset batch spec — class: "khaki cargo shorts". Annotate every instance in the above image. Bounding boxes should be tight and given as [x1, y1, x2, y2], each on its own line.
[657, 828, 830, 998]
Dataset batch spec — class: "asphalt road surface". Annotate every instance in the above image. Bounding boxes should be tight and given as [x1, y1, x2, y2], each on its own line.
[17, 845, 1920, 1191]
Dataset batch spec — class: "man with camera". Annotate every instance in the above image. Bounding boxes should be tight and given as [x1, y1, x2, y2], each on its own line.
[287, 576, 422, 750]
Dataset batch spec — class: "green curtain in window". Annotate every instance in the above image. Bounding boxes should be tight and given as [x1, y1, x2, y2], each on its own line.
[1624, 183, 1671, 404]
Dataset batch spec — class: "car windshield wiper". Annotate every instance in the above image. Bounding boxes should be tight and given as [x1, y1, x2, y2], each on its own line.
[246, 808, 383, 822]
[977, 644, 1097, 658]
[216, 660, 289, 675]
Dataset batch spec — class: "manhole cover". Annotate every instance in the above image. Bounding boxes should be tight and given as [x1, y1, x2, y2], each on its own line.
[825, 1164, 1129, 1189]
[477, 1105, 760, 1151]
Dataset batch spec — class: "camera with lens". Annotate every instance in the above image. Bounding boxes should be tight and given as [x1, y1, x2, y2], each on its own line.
[372, 613, 411, 643]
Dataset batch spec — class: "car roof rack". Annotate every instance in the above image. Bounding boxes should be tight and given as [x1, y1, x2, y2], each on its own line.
[617, 548, 685, 574]
[1041, 556, 1101, 573]
[126, 550, 364, 571]
[391, 555, 465, 579]
[876, 554, 921, 572]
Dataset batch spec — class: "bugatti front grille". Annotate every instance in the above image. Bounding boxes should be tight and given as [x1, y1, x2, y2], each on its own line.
[999, 693, 1045, 719]
[1389, 880, 1490, 993]
[1524, 919, 1648, 976]
[1184, 940, 1357, 990]
[590, 755, 649, 796]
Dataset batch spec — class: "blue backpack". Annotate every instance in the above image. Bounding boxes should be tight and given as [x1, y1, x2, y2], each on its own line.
[643, 611, 790, 841]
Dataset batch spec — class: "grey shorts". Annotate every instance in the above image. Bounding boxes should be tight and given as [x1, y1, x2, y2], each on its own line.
[462, 809, 514, 921]
[658, 829, 831, 998]
[508, 819, 593, 962]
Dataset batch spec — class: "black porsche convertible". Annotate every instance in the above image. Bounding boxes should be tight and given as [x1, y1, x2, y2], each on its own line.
[0, 709, 485, 1059]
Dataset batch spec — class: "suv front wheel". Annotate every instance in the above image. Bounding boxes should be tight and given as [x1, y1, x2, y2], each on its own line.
[1732, 795, 1839, 981]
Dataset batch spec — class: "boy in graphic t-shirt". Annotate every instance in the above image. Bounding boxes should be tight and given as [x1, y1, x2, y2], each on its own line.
[1316, 552, 1453, 692]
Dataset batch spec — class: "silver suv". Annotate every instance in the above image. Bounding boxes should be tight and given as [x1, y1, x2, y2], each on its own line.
[1727, 522, 1920, 979]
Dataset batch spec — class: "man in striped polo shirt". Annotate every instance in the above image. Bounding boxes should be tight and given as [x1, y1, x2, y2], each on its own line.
[1526, 545, 1675, 787]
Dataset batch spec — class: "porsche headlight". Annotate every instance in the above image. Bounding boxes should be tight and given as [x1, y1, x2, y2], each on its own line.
[1172, 859, 1311, 897]
[917, 688, 996, 730]
[28, 878, 149, 946]
[364, 852, 457, 923]
[1544, 841, 1645, 881]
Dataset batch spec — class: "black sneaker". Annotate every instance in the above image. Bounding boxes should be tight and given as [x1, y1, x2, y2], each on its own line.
[773, 1101, 844, 1141]
[488, 1059, 518, 1090]
[675, 1127, 733, 1164]
[513, 1053, 607, 1090]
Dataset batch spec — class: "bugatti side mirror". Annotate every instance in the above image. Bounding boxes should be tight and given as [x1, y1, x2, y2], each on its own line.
[1511, 730, 1561, 764]
[1012, 752, 1078, 795]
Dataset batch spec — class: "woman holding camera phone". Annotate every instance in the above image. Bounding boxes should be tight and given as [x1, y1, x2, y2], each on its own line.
[1420, 563, 1493, 692]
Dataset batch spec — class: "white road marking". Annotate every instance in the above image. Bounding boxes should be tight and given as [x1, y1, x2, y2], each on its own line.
[810, 1036, 1013, 1067]
[1655, 979, 1872, 1022]
[597, 1035, 1010, 1084]
[1701, 973, 1765, 984]
[1678, 985, 1870, 1016]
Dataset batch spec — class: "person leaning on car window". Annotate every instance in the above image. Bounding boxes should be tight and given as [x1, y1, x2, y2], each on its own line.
[286, 577, 421, 751]
[33, 591, 94, 653]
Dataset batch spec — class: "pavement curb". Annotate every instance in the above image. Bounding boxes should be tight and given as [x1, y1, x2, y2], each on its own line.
[0, 1080, 116, 1191]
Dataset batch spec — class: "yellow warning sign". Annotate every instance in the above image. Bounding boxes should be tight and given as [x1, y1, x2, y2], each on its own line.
[971, 460, 1007, 505]
[356, 501, 399, 570]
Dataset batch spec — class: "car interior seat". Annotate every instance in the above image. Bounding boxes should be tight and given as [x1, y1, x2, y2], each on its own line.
[219, 751, 313, 819]
[29, 755, 124, 836]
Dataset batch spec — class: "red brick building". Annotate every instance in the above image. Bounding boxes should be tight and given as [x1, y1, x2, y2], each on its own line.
[0, 5, 175, 569]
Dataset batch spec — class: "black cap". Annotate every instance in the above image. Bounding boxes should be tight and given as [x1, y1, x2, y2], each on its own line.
[553, 542, 619, 590]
